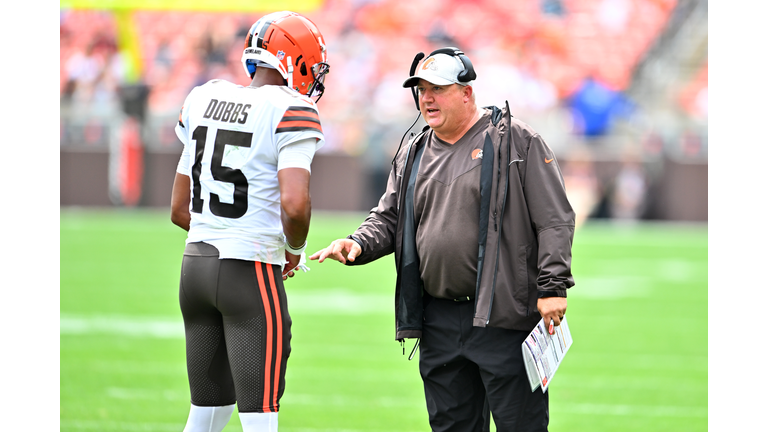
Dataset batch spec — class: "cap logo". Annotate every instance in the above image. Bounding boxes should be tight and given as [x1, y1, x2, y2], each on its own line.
[422, 57, 437, 71]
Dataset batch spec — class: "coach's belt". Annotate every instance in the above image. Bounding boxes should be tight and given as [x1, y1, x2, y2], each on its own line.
[453, 296, 473, 302]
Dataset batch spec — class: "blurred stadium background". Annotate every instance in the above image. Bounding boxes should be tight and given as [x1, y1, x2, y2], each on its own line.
[60, 0, 707, 224]
[59, 0, 710, 431]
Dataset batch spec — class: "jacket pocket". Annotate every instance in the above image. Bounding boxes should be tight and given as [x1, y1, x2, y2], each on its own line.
[514, 244, 530, 309]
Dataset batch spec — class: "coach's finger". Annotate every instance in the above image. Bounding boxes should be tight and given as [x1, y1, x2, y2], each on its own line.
[310, 244, 336, 263]
[309, 249, 324, 261]
[346, 242, 361, 262]
[330, 241, 349, 263]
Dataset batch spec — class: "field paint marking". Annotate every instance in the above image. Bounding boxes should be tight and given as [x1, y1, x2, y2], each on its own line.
[60, 314, 183, 338]
[105, 386, 420, 409]
[60, 290, 392, 338]
[107, 387, 188, 401]
[569, 276, 651, 299]
[60, 420, 181, 432]
[279, 429, 423, 432]
[284, 393, 420, 408]
[566, 351, 707, 372]
[555, 374, 706, 392]
[288, 289, 391, 314]
[562, 402, 707, 418]
[61, 420, 422, 432]
[582, 257, 705, 281]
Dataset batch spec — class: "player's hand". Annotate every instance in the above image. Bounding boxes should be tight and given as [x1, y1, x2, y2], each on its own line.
[537, 297, 567, 334]
[309, 239, 361, 264]
[282, 268, 295, 280]
[282, 250, 301, 280]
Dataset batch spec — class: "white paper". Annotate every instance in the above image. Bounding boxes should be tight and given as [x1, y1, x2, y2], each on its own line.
[521, 316, 573, 392]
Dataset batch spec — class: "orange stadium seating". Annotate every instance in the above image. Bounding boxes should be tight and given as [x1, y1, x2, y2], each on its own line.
[61, 0, 677, 113]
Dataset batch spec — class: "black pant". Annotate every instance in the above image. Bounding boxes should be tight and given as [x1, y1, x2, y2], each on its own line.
[179, 242, 292, 413]
[419, 297, 548, 432]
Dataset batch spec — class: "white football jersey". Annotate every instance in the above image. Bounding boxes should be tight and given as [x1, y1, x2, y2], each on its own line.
[175, 79, 324, 263]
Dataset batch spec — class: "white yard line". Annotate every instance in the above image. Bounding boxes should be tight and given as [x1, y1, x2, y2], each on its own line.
[60, 290, 392, 338]
[562, 402, 707, 418]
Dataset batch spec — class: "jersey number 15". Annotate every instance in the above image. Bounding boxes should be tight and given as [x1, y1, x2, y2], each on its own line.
[190, 125, 253, 219]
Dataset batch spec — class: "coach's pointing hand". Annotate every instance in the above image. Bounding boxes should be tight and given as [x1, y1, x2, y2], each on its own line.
[310, 239, 361, 264]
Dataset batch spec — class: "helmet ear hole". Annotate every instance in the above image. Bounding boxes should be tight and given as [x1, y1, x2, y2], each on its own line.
[300, 62, 308, 76]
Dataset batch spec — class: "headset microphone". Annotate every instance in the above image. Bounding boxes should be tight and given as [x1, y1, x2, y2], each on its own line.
[409, 52, 425, 111]
[391, 52, 426, 166]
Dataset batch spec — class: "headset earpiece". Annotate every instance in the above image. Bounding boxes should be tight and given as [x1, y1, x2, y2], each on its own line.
[426, 47, 476, 83]
[455, 52, 476, 82]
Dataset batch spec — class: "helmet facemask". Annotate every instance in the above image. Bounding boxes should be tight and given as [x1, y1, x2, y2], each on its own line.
[307, 62, 330, 102]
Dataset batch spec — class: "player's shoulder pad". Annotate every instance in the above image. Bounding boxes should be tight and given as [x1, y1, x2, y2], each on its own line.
[273, 88, 322, 135]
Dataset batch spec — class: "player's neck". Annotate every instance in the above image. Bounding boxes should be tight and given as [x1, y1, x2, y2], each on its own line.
[249, 68, 286, 89]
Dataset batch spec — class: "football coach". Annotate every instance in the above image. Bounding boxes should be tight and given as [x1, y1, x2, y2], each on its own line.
[311, 47, 575, 431]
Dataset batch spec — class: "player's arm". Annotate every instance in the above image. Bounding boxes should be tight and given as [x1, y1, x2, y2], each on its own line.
[276, 137, 315, 249]
[275, 113, 321, 277]
[278, 167, 311, 248]
[170, 173, 191, 231]
[278, 167, 311, 276]
[171, 93, 194, 232]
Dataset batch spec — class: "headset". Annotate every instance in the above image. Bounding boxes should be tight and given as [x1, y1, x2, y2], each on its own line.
[393, 47, 477, 166]
[408, 47, 477, 111]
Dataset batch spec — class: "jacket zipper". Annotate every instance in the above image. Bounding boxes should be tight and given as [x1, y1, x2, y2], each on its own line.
[486, 109, 512, 323]
[493, 141, 502, 232]
[397, 143, 414, 212]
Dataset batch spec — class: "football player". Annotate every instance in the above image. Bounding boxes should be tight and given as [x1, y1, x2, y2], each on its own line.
[170, 11, 330, 432]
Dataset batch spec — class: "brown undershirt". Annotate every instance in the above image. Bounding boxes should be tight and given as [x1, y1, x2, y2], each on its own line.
[414, 109, 491, 299]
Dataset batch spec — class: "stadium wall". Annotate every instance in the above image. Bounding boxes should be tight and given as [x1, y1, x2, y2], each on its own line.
[60, 148, 707, 222]
[60, 149, 367, 212]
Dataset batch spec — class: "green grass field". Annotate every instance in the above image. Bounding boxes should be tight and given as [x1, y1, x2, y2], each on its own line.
[60, 208, 707, 431]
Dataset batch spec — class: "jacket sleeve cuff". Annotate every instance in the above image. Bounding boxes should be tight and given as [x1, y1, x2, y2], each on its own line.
[396, 329, 423, 340]
[538, 290, 567, 298]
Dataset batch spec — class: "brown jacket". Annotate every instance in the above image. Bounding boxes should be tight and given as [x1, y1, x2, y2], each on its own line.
[348, 103, 575, 340]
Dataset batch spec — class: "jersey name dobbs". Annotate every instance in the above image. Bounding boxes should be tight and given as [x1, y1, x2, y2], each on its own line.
[203, 99, 251, 124]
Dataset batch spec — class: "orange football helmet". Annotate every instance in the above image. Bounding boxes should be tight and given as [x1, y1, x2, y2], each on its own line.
[241, 11, 330, 101]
